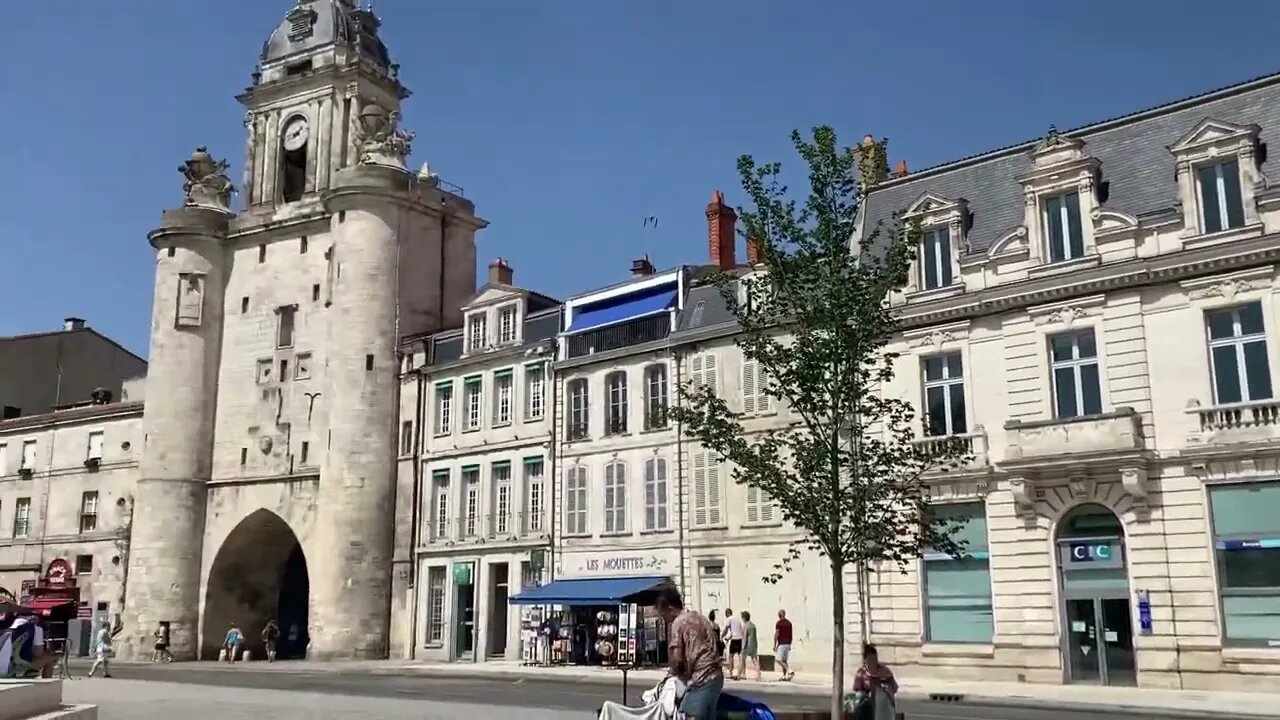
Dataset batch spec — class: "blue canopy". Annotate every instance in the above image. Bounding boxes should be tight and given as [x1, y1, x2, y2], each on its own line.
[508, 575, 673, 606]
[567, 286, 677, 334]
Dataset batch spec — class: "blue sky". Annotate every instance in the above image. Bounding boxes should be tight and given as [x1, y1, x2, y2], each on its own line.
[3, 1, 1279, 356]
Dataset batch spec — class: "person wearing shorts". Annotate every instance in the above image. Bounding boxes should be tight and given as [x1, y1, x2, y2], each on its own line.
[723, 609, 744, 680]
[774, 609, 794, 681]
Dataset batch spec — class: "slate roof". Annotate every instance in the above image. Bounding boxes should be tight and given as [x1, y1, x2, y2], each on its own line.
[426, 307, 562, 368]
[860, 71, 1280, 253]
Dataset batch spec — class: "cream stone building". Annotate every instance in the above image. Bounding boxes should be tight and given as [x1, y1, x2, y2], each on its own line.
[850, 72, 1280, 690]
[401, 260, 560, 662]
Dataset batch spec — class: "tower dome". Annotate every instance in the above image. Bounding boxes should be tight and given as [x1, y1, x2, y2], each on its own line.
[259, 0, 391, 70]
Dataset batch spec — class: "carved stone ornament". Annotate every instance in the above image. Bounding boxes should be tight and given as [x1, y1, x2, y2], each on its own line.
[1120, 466, 1149, 510]
[259, 436, 274, 455]
[1067, 476, 1094, 500]
[354, 104, 415, 169]
[1009, 476, 1036, 517]
[180, 147, 235, 211]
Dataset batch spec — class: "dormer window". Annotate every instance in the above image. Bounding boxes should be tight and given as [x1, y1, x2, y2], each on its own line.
[1196, 159, 1246, 234]
[1168, 118, 1262, 239]
[498, 304, 518, 344]
[902, 192, 967, 296]
[920, 227, 954, 290]
[467, 312, 488, 352]
[1043, 191, 1084, 263]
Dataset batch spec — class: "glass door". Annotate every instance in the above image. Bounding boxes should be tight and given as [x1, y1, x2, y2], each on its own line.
[1064, 598, 1102, 683]
[1099, 598, 1137, 686]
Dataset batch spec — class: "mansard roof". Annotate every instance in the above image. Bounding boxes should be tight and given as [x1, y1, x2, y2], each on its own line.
[861, 71, 1280, 254]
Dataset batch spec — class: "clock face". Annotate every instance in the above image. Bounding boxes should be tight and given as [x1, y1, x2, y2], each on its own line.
[282, 116, 310, 151]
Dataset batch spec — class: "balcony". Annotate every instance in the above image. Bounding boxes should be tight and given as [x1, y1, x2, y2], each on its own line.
[421, 511, 548, 548]
[1186, 398, 1280, 447]
[1005, 407, 1146, 464]
[912, 428, 990, 473]
[566, 314, 670, 359]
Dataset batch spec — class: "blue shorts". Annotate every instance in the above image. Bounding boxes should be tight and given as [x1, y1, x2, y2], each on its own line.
[680, 676, 724, 719]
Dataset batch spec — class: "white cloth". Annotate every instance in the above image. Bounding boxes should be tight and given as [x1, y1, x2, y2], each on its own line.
[873, 686, 896, 720]
[598, 676, 685, 720]
[725, 617, 744, 641]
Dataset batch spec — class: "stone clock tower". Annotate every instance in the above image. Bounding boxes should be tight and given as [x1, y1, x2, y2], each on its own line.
[122, 1, 484, 662]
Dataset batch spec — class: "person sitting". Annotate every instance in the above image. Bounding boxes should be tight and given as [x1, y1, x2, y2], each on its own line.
[6, 612, 55, 678]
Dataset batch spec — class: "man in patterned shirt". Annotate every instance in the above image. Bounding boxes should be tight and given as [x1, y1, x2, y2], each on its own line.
[655, 587, 723, 719]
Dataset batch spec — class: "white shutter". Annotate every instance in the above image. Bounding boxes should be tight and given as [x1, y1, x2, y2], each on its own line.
[707, 457, 723, 526]
[745, 484, 760, 523]
[704, 354, 719, 393]
[759, 489, 776, 523]
[758, 367, 773, 413]
[692, 451, 708, 526]
[742, 361, 758, 414]
[690, 355, 704, 388]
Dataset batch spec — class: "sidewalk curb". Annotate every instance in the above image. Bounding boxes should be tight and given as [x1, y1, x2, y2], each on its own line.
[898, 691, 1280, 720]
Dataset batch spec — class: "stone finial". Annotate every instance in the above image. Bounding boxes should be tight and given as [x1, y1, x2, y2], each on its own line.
[354, 104, 414, 169]
[179, 147, 235, 211]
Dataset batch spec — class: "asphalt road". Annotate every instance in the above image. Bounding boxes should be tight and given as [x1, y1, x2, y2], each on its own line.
[66, 662, 1206, 720]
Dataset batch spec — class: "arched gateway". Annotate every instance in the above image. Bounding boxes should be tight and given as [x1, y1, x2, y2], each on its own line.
[1055, 503, 1137, 686]
[202, 510, 310, 660]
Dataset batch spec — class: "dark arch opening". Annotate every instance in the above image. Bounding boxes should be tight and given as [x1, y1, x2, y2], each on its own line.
[1056, 503, 1124, 541]
[202, 509, 309, 660]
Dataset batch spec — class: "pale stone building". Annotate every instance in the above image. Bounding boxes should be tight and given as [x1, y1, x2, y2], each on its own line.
[114, 0, 484, 662]
[401, 260, 560, 661]
[850, 72, 1280, 690]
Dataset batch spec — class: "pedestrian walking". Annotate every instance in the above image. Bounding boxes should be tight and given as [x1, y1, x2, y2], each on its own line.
[87, 620, 113, 678]
[261, 619, 280, 662]
[722, 609, 744, 680]
[707, 610, 725, 662]
[152, 621, 173, 663]
[773, 609, 794, 681]
[223, 622, 243, 664]
[741, 611, 760, 680]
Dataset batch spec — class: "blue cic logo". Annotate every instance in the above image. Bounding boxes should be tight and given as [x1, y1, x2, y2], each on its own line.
[1069, 541, 1115, 562]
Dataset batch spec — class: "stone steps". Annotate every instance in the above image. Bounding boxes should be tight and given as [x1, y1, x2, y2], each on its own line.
[0, 680, 97, 720]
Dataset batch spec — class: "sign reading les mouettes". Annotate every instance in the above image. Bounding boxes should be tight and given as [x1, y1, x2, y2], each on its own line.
[557, 549, 678, 578]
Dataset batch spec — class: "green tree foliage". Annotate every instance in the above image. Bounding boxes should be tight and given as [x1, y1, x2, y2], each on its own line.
[671, 127, 971, 718]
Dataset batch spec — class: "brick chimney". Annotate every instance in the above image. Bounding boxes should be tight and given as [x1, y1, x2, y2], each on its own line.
[895, 159, 909, 178]
[706, 190, 737, 270]
[631, 255, 655, 277]
[488, 258, 513, 285]
[746, 236, 764, 266]
[63, 317, 85, 331]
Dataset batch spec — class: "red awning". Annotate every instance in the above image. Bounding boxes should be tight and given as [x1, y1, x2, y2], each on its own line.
[22, 597, 75, 616]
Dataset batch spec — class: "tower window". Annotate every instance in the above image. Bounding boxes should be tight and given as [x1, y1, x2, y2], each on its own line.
[366, 354, 375, 371]
[167, 247, 175, 258]
[241, 297, 249, 314]
[312, 284, 321, 302]
[280, 116, 310, 204]
[300, 236, 308, 254]
[258, 244, 267, 263]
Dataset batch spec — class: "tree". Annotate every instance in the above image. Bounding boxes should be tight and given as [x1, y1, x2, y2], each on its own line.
[671, 127, 971, 719]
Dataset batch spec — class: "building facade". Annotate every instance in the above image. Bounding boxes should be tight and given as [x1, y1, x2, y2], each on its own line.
[851, 73, 1280, 690]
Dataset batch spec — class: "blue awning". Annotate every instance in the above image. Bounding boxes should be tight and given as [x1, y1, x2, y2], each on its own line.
[567, 287, 677, 334]
[509, 575, 674, 606]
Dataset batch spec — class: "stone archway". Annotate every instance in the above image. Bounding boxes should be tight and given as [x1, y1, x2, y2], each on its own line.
[202, 509, 310, 660]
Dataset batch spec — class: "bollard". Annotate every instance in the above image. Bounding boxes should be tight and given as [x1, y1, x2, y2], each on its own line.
[243, 649, 252, 663]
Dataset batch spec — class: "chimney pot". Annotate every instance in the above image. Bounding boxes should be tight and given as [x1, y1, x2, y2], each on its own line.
[705, 190, 737, 271]
[630, 255, 655, 277]
[64, 317, 85, 331]
[895, 160, 909, 178]
[487, 258, 513, 286]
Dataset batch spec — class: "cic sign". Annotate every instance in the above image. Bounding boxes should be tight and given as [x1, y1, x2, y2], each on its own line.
[1062, 540, 1123, 568]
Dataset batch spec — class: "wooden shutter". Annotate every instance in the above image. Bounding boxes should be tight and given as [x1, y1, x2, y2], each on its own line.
[707, 457, 722, 526]
[704, 354, 719, 393]
[742, 360, 758, 414]
[746, 484, 760, 523]
[758, 366, 773, 413]
[692, 451, 708, 526]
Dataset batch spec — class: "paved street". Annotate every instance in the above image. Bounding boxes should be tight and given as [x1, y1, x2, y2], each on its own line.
[56, 662, 1225, 719]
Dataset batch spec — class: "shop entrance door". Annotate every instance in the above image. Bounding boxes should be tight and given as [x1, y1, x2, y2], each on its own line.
[1056, 504, 1136, 686]
[452, 562, 476, 660]
[697, 560, 726, 617]
[487, 562, 509, 659]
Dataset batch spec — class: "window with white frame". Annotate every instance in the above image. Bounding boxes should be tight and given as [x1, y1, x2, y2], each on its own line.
[20, 440, 36, 470]
[466, 312, 488, 352]
[1197, 160, 1246, 234]
[644, 364, 668, 429]
[689, 354, 719, 394]
[603, 461, 628, 533]
[1206, 302, 1273, 405]
[498, 305, 518, 344]
[691, 450, 723, 527]
[434, 382, 453, 435]
[463, 378, 482, 431]
[462, 466, 480, 537]
[524, 458, 544, 533]
[431, 470, 449, 540]
[564, 465, 588, 535]
[13, 497, 31, 538]
[644, 457, 669, 531]
[426, 566, 446, 643]
[492, 462, 512, 535]
[923, 353, 967, 436]
[1050, 330, 1102, 419]
[922, 502, 994, 643]
[524, 364, 546, 420]
[745, 484, 775, 524]
[87, 431, 104, 461]
[80, 491, 99, 533]
[1043, 191, 1084, 263]
[920, 227, 954, 289]
[494, 370, 514, 426]
[742, 359, 773, 415]
[606, 371, 628, 435]
[567, 378, 589, 440]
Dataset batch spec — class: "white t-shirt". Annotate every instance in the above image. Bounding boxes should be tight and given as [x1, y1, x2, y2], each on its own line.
[726, 617, 744, 641]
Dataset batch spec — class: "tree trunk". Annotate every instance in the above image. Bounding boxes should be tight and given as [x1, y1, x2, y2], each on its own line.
[858, 560, 871, 644]
[831, 557, 845, 720]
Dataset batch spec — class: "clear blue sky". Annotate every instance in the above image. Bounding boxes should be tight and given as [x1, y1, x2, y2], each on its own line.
[3, 1, 1279, 356]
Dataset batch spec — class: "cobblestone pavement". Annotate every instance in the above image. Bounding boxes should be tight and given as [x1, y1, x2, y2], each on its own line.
[62, 678, 564, 720]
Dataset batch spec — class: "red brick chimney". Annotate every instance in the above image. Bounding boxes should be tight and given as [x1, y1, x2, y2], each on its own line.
[746, 236, 764, 266]
[488, 257, 513, 285]
[895, 160, 909, 178]
[706, 190, 737, 271]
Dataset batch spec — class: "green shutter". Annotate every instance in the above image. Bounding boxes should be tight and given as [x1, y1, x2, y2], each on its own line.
[494, 368, 514, 378]
[464, 374, 482, 384]
[491, 460, 511, 469]
[431, 469, 449, 480]
[523, 456, 544, 466]
[434, 379, 454, 389]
